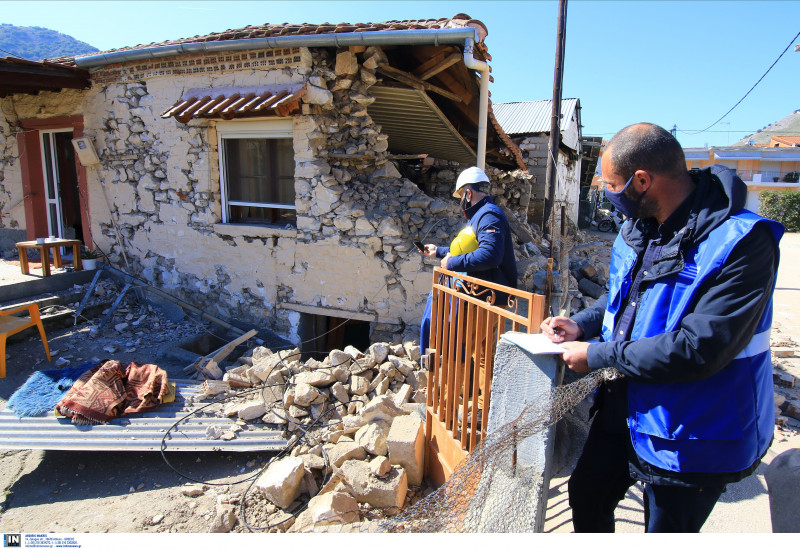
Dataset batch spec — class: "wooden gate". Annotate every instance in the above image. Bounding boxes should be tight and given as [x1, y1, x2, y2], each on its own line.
[424, 267, 545, 486]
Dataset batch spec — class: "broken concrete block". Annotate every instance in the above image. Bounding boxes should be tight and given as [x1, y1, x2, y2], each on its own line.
[301, 453, 326, 470]
[775, 373, 797, 388]
[783, 400, 800, 421]
[360, 395, 406, 424]
[294, 382, 322, 407]
[181, 484, 205, 497]
[302, 469, 319, 497]
[387, 414, 424, 486]
[403, 342, 421, 363]
[772, 347, 795, 358]
[308, 492, 360, 526]
[262, 410, 288, 425]
[329, 349, 352, 368]
[368, 342, 390, 364]
[393, 384, 413, 406]
[368, 372, 386, 392]
[355, 421, 390, 456]
[328, 441, 367, 467]
[350, 375, 370, 396]
[343, 345, 364, 360]
[331, 382, 349, 403]
[255, 456, 305, 509]
[370, 455, 392, 478]
[206, 425, 223, 440]
[340, 460, 408, 509]
[209, 496, 237, 532]
[288, 405, 309, 419]
[333, 367, 350, 384]
[294, 370, 336, 387]
[228, 401, 267, 421]
[407, 370, 428, 391]
[350, 357, 375, 375]
[375, 376, 391, 396]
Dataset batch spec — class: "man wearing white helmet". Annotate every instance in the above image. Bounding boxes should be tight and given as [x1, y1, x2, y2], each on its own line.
[418, 166, 518, 350]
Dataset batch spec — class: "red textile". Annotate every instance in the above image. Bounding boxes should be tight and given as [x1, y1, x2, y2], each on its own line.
[56, 360, 168, 424]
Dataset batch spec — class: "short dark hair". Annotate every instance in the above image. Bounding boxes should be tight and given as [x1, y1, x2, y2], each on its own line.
[463, 183, 484, 194]
[605, 123, 686, 181]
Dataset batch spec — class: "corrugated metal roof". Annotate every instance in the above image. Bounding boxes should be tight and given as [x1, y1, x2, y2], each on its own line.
[368, 85, 477, 164]
[492, 99, 579, 136]
[0, 379, 287, 452]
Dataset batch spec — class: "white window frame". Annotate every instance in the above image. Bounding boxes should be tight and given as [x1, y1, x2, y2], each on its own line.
[216, 118, 295, 224]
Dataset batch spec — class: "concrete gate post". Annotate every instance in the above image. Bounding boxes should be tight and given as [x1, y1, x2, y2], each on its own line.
[478, 335, 564, 532]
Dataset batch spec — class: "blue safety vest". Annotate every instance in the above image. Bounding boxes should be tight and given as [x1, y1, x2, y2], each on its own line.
[601, 210, 783, 473]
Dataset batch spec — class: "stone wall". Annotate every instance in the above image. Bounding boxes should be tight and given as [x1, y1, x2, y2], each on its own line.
[0, 46, 542, 346]
[0, 98, 27, 249]
[516, 136, 581, 231]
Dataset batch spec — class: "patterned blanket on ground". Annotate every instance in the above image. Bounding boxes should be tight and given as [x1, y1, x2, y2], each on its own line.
[55, 360, 169, 424]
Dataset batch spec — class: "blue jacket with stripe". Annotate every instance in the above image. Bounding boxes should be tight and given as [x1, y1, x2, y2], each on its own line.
[573, 165, 783, 480]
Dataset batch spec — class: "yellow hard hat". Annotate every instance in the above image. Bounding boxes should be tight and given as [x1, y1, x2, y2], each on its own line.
[450, 226, 479, 256]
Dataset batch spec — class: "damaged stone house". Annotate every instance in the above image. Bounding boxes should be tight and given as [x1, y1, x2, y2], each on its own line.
[0, 15, 555, 354]
[493, 98, 583, 229]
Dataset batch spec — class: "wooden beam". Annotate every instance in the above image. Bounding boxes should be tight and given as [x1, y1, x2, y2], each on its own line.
[376, 64, 463, 103]
[416, 52, 463, 81]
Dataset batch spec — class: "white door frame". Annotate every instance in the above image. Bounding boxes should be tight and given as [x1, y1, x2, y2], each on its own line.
[39, 128, 73, 239]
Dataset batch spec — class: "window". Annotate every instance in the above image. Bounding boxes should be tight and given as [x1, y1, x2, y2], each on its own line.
[217, 119, 295, 226]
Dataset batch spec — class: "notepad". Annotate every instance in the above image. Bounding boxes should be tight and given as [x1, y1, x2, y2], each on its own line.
[500, 332, 566, 355]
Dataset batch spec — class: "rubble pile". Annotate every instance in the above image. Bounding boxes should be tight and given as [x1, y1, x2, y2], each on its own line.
[188, 340, 430, 532]
[770, 336, 800, 441]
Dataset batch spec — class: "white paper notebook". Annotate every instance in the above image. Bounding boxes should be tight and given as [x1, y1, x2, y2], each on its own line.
[500, 332, 566, 355]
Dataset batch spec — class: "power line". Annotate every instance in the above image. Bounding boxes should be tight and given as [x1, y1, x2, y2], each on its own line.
[684, 28, 800, 136]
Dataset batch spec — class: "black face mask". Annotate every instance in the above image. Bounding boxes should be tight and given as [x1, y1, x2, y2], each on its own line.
[460, 192, 471, 212]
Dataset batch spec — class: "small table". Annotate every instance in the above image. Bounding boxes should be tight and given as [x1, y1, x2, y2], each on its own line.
[16, 239, 83, 277]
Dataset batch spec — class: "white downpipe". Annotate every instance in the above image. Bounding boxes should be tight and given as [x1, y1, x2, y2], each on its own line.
[462, 38, 490, 170]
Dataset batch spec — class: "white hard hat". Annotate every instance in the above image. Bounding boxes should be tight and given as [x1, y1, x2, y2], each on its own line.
[453, 166, 490, 198]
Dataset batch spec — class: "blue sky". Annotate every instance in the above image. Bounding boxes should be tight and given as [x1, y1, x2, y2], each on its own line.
[3, 1, 799, 148]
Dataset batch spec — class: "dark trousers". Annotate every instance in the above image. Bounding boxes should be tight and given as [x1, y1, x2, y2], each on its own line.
[568, 418, 726, 533]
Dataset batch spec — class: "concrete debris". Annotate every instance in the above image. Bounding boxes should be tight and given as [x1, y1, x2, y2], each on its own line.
[354, 421, 390, 456]
[339, 459, 408, 509]
[327, 441, 368, 467]
[370, 455, 392, 478]
[307, 492, 360, 526]
[209, 496, 237, 533]
[255, 456, 306, 509]
[387, 414, 425, 486]
[181, 484, 205, 497]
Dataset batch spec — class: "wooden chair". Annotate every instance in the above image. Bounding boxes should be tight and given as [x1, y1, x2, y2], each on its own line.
[0, 304, 51, 378]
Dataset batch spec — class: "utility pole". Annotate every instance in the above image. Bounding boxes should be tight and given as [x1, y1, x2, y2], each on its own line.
[543, 0, 567, 308]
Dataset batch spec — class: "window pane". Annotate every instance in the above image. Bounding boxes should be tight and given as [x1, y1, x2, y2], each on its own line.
[229, 205, 296, 225]
[223, 136, 295, 226]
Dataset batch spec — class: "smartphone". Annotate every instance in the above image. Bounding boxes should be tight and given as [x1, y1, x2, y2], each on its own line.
[413, 240, 425, 252]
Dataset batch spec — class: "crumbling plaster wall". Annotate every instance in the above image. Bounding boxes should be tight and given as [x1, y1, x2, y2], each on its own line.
[0, 46, 535, 346]
[0, 90, 88, 249]
[0, 98, 25, 248]
[517, 136, 580, 230]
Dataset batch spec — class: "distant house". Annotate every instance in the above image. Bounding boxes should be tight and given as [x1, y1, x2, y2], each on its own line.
[493, 99, 584, 229]
[0, 14, 539, 351]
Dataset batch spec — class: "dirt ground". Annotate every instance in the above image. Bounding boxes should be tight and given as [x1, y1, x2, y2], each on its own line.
[0, 230, 798, 534]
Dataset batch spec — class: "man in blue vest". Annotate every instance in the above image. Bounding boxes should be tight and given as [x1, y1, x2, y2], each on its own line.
[541, 123, 783, 532]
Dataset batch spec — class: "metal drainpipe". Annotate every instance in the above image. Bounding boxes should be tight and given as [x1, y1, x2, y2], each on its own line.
[74, 28, 481, 68]
[462, 38, 490, 170]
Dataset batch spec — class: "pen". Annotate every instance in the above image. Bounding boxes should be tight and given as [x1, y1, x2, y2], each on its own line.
[549, 306, 563, 336]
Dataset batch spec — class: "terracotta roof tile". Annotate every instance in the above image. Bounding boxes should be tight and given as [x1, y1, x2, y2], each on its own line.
[47, 14, 489, 66]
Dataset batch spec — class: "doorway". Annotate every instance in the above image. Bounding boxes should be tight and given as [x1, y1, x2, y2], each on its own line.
[40, 129, 82, 242]
[297, 313, 371, 361]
